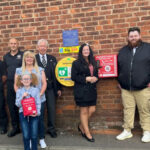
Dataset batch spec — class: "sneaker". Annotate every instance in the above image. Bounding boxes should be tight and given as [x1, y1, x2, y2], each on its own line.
[116, 129, 133, 140]
[39, 139, 47, 148]
[30, 140, 31, 149]
[141, 131, 150, 143]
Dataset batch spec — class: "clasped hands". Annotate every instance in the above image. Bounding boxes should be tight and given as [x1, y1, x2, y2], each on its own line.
[86, 76, 98, 83]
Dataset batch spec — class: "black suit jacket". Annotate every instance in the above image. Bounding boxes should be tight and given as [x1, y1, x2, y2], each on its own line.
[36, 54, 61, 96]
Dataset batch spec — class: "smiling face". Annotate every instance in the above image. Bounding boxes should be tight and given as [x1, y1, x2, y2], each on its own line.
[37, 41, 48, 55]
[21, 74, 32, 87]
[9, 38, 18, 52]
[128, 31, 141, 47]
[24, 55, 34, 66]
[82, 45, 90, 58]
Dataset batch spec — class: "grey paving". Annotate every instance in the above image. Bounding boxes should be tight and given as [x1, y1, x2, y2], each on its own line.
[0, 130, 150, 150]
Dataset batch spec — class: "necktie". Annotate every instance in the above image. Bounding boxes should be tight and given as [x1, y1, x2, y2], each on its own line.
[42, 55, 46, 68]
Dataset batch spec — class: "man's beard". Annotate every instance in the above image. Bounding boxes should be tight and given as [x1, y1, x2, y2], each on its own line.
[128, 39, 142, 48]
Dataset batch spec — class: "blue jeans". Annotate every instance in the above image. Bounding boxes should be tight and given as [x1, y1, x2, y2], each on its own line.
[38, 102, 45, 139]
[19, 113, 39, 150]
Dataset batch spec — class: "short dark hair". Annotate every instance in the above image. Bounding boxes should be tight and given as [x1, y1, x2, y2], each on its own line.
[128, 27, 140, 35]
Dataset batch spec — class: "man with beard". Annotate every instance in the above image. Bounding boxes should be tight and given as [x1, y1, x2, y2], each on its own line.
[116, 27, 150, 142]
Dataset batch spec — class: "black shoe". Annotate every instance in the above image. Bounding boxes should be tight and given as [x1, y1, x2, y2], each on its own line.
[7, 128, 20, 137]
[84, 134, 95, 142]
[78, 124, 85, 137]
[0, 128, 7, 134]
[47, 130, 57, 138]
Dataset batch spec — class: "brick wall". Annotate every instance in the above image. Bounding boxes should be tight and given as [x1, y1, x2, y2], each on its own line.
[1, 0, 150, 131]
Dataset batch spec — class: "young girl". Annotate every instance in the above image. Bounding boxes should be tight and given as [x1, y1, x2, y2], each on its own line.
[14, 51, 47, 148]
[15, 72, 41, 150]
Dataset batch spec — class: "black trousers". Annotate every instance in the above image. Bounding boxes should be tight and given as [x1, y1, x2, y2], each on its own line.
[7, 81, 19, 129]
[45, 89, 56, 132]
[0, 83, 8, 129]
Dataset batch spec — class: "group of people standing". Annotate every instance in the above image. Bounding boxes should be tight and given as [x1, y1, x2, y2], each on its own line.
[0, 38, 62, 150]
[72, 27, 150, 144]
[0, 26, 150, 150]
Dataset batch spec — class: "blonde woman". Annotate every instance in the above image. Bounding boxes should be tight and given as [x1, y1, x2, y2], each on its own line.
[14, 51, 47, 148]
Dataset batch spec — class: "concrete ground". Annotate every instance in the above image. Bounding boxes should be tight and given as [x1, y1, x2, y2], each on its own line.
[0, 130, 150, 150]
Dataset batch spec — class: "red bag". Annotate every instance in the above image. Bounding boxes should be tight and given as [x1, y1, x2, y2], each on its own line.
[21, 96, 37, 116]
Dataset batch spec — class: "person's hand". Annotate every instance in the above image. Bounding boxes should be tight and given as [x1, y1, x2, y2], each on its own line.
[30, 112, 37, 117]
[86, 76, 92, 83]
[117, 84, 121, 90]
[147, 83, 150, 88]
[57, 90, 61, 97]
[22, 92, 28, 98]
[40, 93, 43, 97]
[90, 76, 98, 83]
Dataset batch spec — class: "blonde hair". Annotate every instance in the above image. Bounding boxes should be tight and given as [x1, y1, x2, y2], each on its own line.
[22, 51, 39, 73]
[16, 73, 38, 88]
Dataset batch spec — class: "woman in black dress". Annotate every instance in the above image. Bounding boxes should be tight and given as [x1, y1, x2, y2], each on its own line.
[71, 43, 98, 142]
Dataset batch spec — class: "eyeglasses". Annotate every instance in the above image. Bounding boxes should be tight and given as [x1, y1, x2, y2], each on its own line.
[22, 78, 31, 81]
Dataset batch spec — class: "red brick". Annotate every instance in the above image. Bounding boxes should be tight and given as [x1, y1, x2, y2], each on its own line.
[86, 21, 98, 26]
[11, 33, 22, 37]
[63, 0, 74, 5]
[59, 4, 71, 10]
[34, 8, 45, 13]
[26, 4, 37, 9]
[23, 18, 34, 23]
[126, 17, 139, 22]
[141, 16, 150, 21]
[22, 32, 33, 36]
[101, 5, 113, 10]
[3, 6, 14, 10]
[10, 1, 21, 5]
[114, 3, 127, 9]
[80, 17, 91, 22]
[136, 1, 149, 6]
[126, 7, 139, 12]
[0, 2, 9, 6]
[0, 11, 10, 16]
[1, 29, 12, 34]
[1, 20, 11, 25]
[140, 6, 150, 11]
[22, 9, 33, 14]
[111, 0, 125, 4]
[10, 15, 20, 19]
[84, 2, 96, 7]
[38, 2, 49, 7]
[13, 28, 23, 33]
[97, 1, 110, 6]
[113, 9, 125, 13]
[99, 10, 112, 15]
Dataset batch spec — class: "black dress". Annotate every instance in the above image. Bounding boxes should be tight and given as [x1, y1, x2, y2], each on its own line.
[71, 59, 98, 107]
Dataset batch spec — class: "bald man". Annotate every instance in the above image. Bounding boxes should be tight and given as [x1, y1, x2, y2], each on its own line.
[3, 38, 23, 137]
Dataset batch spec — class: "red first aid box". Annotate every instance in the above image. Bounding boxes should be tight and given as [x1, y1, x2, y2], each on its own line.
[95, 54, 118, 78]
[21, 97, 37, 116]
